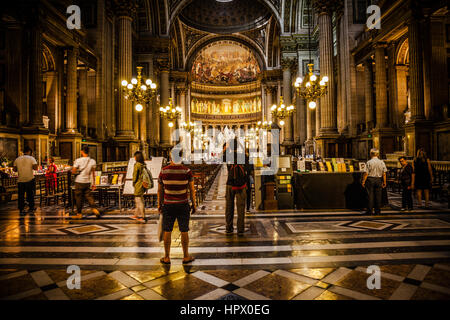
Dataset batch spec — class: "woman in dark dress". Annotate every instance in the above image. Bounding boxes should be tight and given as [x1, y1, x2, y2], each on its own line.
[412, 148, 433, 208]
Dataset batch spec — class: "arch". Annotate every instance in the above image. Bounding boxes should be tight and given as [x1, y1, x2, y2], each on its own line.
[167, 0, 283, 35]
[396, 37, 409, 65]
[42, 44, 55, 72]
[185, 36, 267, 73]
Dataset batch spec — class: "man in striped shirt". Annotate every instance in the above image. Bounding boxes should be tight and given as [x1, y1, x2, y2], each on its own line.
[158, 156, 196, 264]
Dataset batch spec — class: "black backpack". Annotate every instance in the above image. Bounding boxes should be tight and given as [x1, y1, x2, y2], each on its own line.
[230, 164, 247, 191]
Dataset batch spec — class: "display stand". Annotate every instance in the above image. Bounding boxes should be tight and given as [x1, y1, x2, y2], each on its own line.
[275, 155, 294, 209]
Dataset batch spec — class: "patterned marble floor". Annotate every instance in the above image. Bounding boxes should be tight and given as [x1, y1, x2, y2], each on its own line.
[1, 165, 450, 300]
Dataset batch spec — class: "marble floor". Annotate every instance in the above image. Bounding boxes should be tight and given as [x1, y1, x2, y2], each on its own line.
[1, 165, 450, 300]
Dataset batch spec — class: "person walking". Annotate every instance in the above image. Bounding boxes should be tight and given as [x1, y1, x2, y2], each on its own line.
[224, 138, 248, 236]
[158, 152, 196, 265]
[72, 146, 101, 219]
[13, 146, 38, 216]
[398, 156, 415, 211]
[361, 148, 387, 215]
[412, 148, 433, 208]
[132, 151, 151, 223]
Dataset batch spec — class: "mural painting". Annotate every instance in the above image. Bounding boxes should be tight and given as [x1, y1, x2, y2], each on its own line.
[192, 41, 260, 85]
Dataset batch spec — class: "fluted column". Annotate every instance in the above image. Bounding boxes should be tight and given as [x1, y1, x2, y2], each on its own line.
[265, 86, 274, 123]
[29, 15, 44, 127]
[364, 59, 374, 130]
[66, 47, 78, 132]
[297, 98, 306, 144]
[316, 4, 337, 134]
[374, 45, 389, 128]
[281, 59, 295, 142]
[78, 67, 88, 136]
[306, 105, 314, 141]
[179, 88, 186, 123]
[160, 69, 170, 145]
[116, 5, 135, 139]
[87, 70, 97, 137]
[408, 16, 425, 121]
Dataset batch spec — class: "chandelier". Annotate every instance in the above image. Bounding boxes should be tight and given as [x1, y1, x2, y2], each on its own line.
[270, 96, 295, 126]
[159, 97, 182, 128]
[256, 120, 273, 131]
[121, 66, 157, 105]
[294, 63, 328, 109]
[294, 0, 328, 109]
[180, 121, 196, 133]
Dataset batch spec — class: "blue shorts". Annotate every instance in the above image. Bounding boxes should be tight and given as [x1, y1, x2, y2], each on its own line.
[162, 203, 190, 232]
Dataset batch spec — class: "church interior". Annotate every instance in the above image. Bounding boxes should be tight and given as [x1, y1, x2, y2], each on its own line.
[0, 0, 450, 303]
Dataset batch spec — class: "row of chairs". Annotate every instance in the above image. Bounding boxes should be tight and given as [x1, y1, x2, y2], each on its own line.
[189, 164, 221, 206]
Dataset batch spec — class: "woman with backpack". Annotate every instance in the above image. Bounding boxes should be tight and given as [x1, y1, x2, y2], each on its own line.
[132, 151, 152, 223]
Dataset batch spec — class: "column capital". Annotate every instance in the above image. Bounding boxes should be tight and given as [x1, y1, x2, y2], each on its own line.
[313, 0, 337, 16]
[156, 58, 170, 72]
[113, 0, 137, 19]
[374, 42, 388, 49]
[281, 57, 298, 72]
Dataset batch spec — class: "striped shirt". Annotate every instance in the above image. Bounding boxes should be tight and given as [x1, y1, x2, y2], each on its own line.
[158, 164, 193, 204]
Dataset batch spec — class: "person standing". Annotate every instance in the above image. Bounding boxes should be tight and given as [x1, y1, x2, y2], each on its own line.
[412, 148, 433, 208]
[224, 138, 248, 236]
[132, 151, 148, 223]
[45, 157, 58, 194]
[158, 152, 196, 265]
[398, 156, 415, 211]
[13, 146, 38, 216]
[71, 146, 100, 218]
[361, 148, 387, 215]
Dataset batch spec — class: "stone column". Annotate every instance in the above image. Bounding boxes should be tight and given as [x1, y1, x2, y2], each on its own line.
[364, 59, 374, 130]
[316, 4, 337, 134]
[395, 65, 408, 125]
[179, 88, 186, 123]
[374, 44, 389, 128]
[281, 58, 295, 142]
[44, 71, 58, 134]
[306, 105, 314, 141]
[266, 86, 274, 123]
[408, 16, 425, 121]
[87, 70, 97, 137]
[29, 16, 44, 127]
[66, 47, 78, 132]
[78, 67, 88, 136]
[160, 68, 170, 145]
[115, 5, 135, 139]
[297, 98, 306, 145]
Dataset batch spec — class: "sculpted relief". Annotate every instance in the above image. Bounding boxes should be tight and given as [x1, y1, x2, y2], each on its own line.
[191, 97, 262, 115]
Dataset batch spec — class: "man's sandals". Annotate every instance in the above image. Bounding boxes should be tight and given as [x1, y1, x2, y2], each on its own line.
[159, 256, 195, 265]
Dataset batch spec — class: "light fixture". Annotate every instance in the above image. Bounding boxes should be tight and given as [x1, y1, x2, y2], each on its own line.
[121, 66, 157, 105]
[135, 104, 143, 112]
[271, 96, 295, 125]
[159, 97, 181, 127]
[294, 0, 328, 110]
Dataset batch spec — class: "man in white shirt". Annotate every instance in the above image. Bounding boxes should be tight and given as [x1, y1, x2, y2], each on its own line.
[71, 146, 100, 218]
[13, 146, 38, 215]
[361, 148, 387, 215]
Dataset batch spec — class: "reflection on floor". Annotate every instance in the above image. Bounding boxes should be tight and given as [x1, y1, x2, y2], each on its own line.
[0, 166, 449, 300]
